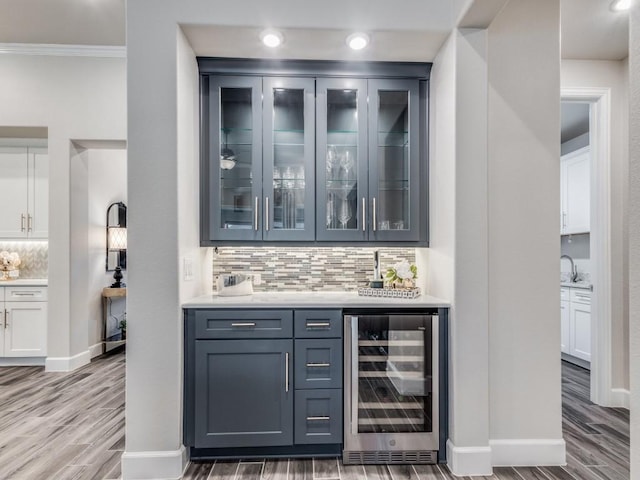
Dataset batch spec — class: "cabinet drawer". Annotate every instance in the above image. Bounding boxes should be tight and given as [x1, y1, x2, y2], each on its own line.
[194, 310, 293, 339]
[294, 310, 342, 338]
[295, 338, 342, 390]
[4, 286, 47, 302]
[570, 289, 591, 305]
[295, 389, 342, 445]
[560, 288, 569, 301]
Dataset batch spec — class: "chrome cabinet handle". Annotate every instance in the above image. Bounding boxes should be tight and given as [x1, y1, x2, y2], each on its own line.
[362, 197, 366, 232]
[306, 322, 330, 328]
[21, 214, 26, 232]
[254, 196, 259, 231]
[4, 310, 8, 329]
[27, 214, 32, 232]
[372, 198, 377, 231]
[306, 362, 330, 368]
[265, 197, 270, 231]
[306, 416, 330, 421]
[231, 322, 256, 327]
[285, 352, 289, 393]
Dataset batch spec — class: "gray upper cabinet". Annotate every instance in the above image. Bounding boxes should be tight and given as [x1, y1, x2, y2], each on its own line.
[263, 77, 316, 241]
[200, 59, 430, 245]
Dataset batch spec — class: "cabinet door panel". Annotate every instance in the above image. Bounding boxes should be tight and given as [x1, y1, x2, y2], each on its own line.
[570, 303, 591, 362]
[0, 147, 29, 238]
[263, 77, 316, 241]
[316, 78, 368, 241]
[29, 148, 49, 238]
[4, 302, 47, 357]
[562, 148, 590, 234]
[294, 338, 343, 390]
[294, 309, 342, 338]
[208, 76, 263, 241]
[194, 339, 293, 448]
[560, 300, 570, 354]
[368, 80, 420, 242]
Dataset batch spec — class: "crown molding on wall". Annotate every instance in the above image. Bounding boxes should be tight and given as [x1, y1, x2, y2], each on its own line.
[0, 43, 126, 58]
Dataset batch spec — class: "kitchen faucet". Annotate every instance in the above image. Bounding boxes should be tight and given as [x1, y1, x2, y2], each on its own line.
[561, 254, 579, 282]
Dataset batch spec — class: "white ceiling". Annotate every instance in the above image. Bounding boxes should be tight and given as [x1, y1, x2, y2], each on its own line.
[0, 0, 630, 60]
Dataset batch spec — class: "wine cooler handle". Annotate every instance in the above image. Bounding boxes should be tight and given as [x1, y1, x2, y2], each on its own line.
[351, 315, 359, 436]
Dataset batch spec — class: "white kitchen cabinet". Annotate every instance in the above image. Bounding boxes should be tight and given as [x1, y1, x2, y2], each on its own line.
[560, 146, 590, 235]
[569, 289, 591, 362]
[0, 286, 47, 358]
[560, 288, 570, 354]
[0, 146, 48, 239]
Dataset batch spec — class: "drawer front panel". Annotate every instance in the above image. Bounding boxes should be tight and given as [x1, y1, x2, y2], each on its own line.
[560, 288, 569, 301]
[294, 338, 342, 390]
[294, 389, 342, 445]
[294, 310, 342, 338]
[570, 289, 591, 305]
[5, 286, 48, 302]
[194, 310, 293, 339]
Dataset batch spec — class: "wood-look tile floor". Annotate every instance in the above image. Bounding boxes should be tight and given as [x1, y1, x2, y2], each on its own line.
[0, 355, 629, 480]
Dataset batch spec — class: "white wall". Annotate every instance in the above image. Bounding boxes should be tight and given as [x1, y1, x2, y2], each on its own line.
[487, 0, 564, 457]
[628, 2, 640, 476]
[562, 60, 630, 391]
[87, 148, 127, 352]
[0, 54, 126, 370]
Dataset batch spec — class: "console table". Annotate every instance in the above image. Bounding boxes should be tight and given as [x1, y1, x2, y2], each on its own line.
[102, 287, 126, 354]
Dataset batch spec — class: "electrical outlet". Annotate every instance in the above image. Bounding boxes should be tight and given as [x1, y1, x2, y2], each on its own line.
[253, 273, 262, 285]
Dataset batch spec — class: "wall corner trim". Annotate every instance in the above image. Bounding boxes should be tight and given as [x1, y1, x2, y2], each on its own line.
[121, 446, 188, 480]
[610, 388, 631, 409]
[45, 350, 90, 372]
[446, 439, 493, 476]
[489, 438, 566, 466]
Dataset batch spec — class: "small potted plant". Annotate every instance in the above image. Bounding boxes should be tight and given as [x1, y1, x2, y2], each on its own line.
[119, 316, 127, 340]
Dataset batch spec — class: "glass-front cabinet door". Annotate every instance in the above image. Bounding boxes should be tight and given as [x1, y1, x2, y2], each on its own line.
[208, 76, 263, 241]
[368, 79, 420, 242]
[263, 77, 315, 241]
[316, 78, 368, 241]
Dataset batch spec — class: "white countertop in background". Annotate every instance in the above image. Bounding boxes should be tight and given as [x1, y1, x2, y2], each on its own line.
[183, 291, 450, 309]
[0, 278, 48, 287]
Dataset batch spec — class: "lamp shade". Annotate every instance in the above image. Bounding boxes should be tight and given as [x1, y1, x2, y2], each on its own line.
[108, 227, 127, 250]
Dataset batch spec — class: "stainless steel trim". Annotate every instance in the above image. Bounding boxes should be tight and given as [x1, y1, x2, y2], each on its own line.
[350, 316, 359, 435]
[362, 197, 366, 231]
[265, 196, 270, 231]
[306, 322, 330, 328]
[27, 214, 32, 232]
[254, 196, 259, 231]
[285, 351, 290, 393]
[231, 322, 256, 327]
[306, 362, 330, 368]
[307, 416, 330, 421]
[20, 214, 25, 232]
[372, 198, 377, 231]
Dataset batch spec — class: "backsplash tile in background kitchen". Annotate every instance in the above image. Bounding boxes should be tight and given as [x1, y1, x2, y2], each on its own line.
[213, 247, 415, 292]
[0, 241, 48, 278]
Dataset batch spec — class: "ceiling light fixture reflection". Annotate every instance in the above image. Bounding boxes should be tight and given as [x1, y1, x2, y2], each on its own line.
[261, 29, 284, 48]
[610, 0, 632, 11]
[346, 33, 370, 50]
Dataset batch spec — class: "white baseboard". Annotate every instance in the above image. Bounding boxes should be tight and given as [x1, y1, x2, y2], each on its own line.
[490, 439, 566, 466]
[45, 350, 90, 372]
[610, 388, 630, 409]
[0, 357, 45, 367]
[121, 446, 187, 480]
[89, 342, 103, 359]
[446, 439, 492, 476]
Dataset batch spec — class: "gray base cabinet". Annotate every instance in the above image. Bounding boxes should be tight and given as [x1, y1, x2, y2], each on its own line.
[184, 308, 343, 457]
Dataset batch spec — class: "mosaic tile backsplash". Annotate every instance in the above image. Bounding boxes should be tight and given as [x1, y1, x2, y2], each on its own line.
[212, 247, 415, 292]
[0, 241, 48, 279]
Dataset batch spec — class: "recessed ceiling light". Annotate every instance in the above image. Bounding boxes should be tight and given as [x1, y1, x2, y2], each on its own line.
[346, 33, 369, 51]
[260, 29, 284, 48]
[610, 0, 632, 11]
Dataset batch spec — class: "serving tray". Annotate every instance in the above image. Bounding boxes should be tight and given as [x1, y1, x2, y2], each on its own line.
[357, 287, 421, 299]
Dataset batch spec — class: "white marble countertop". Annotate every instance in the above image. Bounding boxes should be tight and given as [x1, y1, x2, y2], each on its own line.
[561, 281, 592, 291]
[183, 291, 450, 309]
[0, 278, 48, 287]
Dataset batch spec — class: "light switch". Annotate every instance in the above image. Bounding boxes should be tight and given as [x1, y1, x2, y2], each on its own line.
[183, 257, 194, 281]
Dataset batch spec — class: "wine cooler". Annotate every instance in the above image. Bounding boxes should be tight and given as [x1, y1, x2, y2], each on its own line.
[343, 312, 441, 464]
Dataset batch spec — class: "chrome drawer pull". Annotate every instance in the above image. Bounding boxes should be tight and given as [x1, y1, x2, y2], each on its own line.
[306, 322, 330, 328]
[306, 362, 330, 368]
[306, 416, 330, 421]
[12, 292, 36, 296]
[231, 322, 256, 327]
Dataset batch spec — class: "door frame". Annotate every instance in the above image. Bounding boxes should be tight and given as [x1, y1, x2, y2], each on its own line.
[561, 87, 618, 406]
